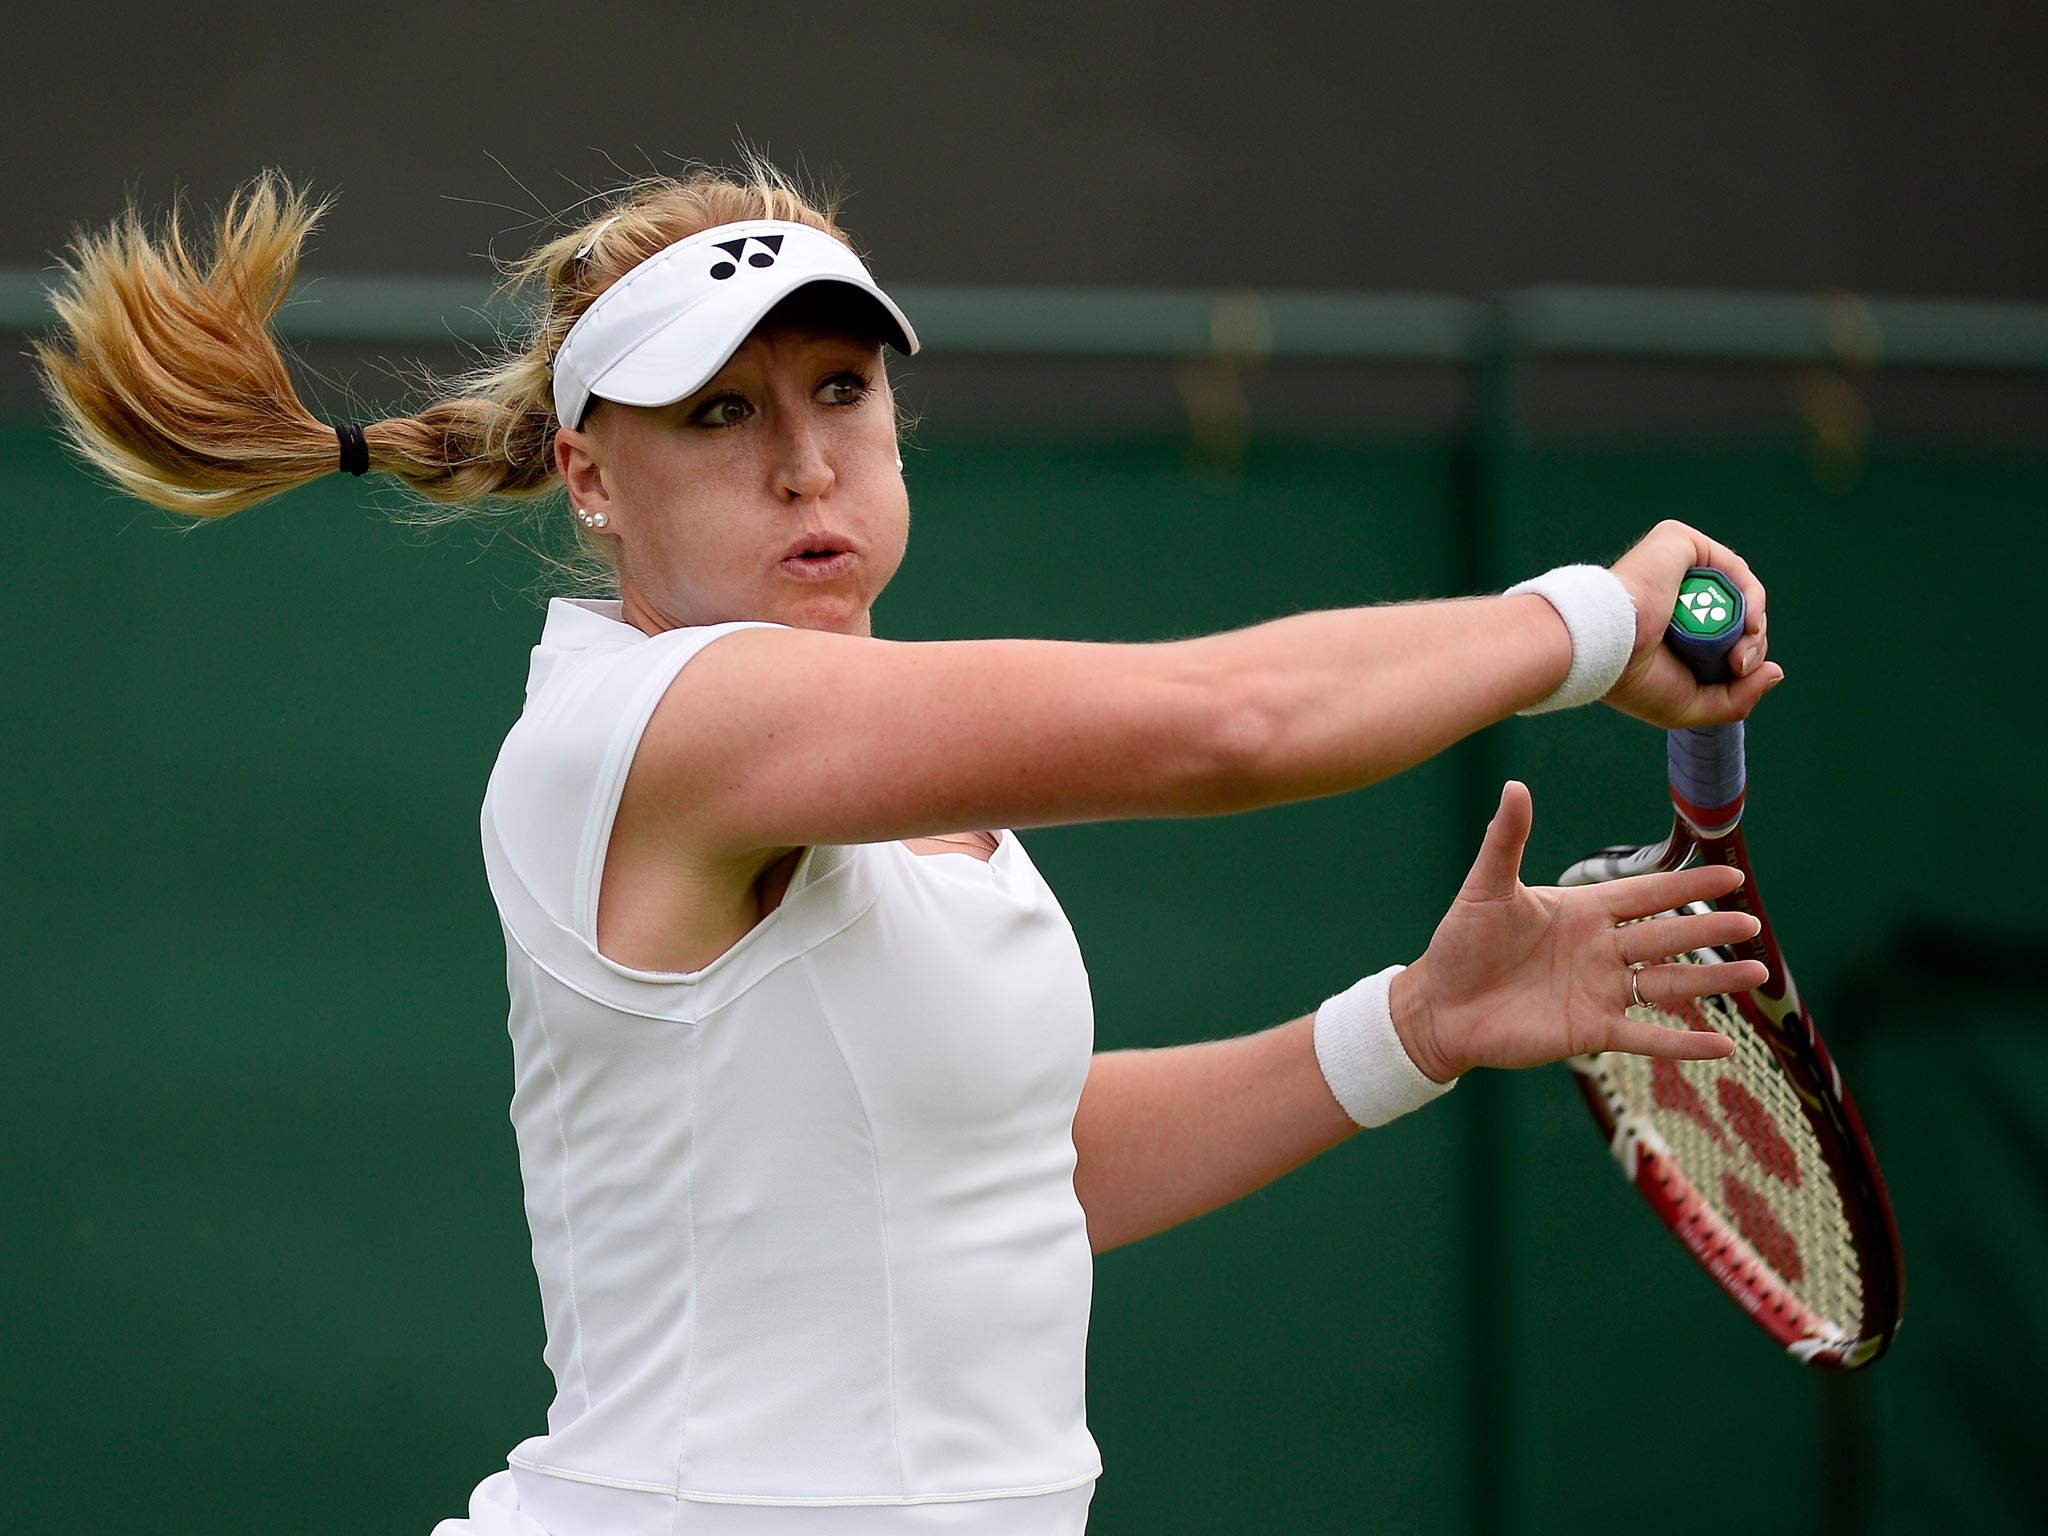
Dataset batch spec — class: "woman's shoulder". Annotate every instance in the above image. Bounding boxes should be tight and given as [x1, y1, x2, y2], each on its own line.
[483, 607, 787, 916]
[498, 608, 790, 780]
[523, 601, 785, 707]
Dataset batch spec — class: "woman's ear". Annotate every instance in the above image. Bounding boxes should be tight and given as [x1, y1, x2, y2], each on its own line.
[555, 424, 613, 514]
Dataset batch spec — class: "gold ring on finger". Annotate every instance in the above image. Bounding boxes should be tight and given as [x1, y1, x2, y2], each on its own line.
[1629, 963, 1647, 1010]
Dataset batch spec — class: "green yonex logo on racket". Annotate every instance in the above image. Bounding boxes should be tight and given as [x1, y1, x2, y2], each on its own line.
[1673, 573, 1740, 637]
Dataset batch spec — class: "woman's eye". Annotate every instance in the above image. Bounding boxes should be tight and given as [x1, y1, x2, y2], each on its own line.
[819, 373, 872, 406]
[693, 395, 752, 428]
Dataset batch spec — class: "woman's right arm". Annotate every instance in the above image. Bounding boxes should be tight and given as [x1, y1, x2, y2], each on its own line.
[634, 592, 1567, 859]
[629, 522, 1781, 859]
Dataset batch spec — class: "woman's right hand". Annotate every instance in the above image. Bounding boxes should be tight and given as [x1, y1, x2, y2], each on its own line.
[1603, 520, 1785, 729]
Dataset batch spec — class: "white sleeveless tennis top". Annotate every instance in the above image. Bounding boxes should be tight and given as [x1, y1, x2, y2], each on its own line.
[438, 599, 1101, 1536]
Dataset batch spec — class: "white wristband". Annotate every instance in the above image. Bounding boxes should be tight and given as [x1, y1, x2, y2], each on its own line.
[1313, 965, 1456, 1128]
[1503, 563, 1638, 715]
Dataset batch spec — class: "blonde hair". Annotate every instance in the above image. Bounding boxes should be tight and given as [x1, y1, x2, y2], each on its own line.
[34, 159, 855, 546]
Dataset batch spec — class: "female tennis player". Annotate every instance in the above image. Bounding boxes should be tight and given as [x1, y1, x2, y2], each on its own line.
[38, 165, 1780, 1535]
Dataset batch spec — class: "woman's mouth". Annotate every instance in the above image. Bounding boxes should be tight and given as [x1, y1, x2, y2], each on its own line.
[778, 548, 858, 581]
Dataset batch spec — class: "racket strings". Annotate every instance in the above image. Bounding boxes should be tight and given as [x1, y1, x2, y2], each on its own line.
[1603, 948, 1864, 1336]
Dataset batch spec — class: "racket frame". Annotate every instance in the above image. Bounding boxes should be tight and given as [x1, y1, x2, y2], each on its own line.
[1563, 798, 1905, 1370]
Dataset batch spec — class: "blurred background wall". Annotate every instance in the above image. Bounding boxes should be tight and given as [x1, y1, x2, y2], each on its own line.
[12, 2, 2048, 297]
[4, 5, 2044, 1533]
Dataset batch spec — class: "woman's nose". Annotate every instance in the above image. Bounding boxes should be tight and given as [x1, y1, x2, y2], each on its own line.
[774, 415, 835, 502]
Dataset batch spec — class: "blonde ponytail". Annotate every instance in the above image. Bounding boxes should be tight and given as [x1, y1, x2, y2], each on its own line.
[36, 172, 563, 519]
[35, 157, 853, 543]
[37, 174, 334, 516]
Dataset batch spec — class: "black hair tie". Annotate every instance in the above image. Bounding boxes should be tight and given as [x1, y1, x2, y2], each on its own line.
[334, 422, 371, 478]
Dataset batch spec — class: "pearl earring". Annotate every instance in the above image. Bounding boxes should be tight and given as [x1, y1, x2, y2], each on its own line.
[895, 456, 904, 470]
[576, 507, 609, 531]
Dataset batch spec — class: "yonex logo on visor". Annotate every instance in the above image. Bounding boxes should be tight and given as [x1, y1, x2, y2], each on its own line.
[549, 219, 919, 429]
[709, 235, 782, 278]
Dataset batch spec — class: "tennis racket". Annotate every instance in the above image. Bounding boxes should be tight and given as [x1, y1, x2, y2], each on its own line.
[1560, 568, 1904, 1369]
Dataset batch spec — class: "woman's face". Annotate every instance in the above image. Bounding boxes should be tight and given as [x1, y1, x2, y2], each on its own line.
[556, 315, 908, 637]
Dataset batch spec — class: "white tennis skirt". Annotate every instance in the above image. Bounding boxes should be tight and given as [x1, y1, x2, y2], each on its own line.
[432, 1468, 1097, 1535]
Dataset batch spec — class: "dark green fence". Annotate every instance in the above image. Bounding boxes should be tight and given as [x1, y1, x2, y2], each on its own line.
[4, 279, 2043, 1535]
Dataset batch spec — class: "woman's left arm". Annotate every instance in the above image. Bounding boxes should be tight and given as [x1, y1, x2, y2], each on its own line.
[1071, 779, 1765, 1253]
[1072, 1011, 1359, 1254]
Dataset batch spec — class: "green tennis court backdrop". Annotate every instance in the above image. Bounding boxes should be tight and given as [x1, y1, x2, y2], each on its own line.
[4, 406, 2044, 1533]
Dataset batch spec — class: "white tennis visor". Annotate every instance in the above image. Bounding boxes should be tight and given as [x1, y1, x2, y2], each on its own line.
[550, 219, 919, 428]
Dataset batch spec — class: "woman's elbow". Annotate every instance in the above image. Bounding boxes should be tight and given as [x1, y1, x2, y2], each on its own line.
[1179, 669, 1288, 816]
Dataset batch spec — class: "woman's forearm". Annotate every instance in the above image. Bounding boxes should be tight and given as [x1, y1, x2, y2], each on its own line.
[1070, 1016, 1360, 1253]
[1187, 593, 1571, 811]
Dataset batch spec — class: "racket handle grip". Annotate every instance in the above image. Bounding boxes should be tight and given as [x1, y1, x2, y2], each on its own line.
[1665, 567, 1747, 822]
[1668, 719, 1746, 817]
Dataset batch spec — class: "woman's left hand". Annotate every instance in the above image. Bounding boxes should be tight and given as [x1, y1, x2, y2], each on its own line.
[1389, 781, 1763, 1083]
